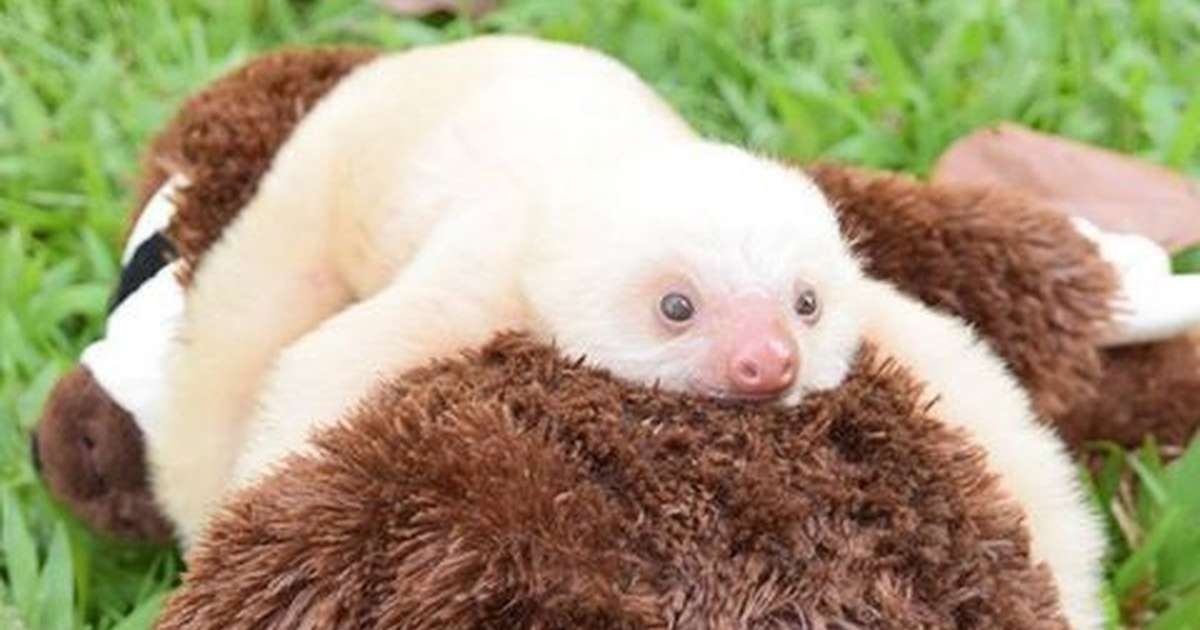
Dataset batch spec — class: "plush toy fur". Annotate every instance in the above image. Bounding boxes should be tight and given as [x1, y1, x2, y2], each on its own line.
[35, 367, 174, 542]
[32, 49, 375, 546]
[29, 46, 1200, 628]
[158, 335, 1069, 629]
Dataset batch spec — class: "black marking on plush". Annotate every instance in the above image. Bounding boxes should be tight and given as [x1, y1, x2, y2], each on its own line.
[109, 232, 177, 314]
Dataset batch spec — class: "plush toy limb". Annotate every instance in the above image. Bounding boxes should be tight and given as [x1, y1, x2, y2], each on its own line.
[153, 193, 354, 546]
[231, 208, 528, 493]
[1056, 338, 1200, 448]
[809, 164, 1118, 423]
[34, 51, 379, 545]
[1070, 217, 1200, 347]
[859, 279, 1105, 630]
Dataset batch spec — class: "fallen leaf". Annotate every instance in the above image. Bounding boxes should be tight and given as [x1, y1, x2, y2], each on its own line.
[378, 0, 497, 18]
[932, 123, 1200, 251]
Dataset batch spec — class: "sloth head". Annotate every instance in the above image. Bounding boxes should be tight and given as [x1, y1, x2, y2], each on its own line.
[524, 141, 866, 403]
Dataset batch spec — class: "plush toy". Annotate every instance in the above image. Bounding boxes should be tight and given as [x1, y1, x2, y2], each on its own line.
[30, 47, 1200, 628]
[32, 49, 375, 544]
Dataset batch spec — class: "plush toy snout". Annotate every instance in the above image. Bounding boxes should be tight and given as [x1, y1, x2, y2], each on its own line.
[34, 366, 173, 544]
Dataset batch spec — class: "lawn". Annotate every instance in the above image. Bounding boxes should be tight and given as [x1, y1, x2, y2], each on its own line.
[1, 0, 1198, 628]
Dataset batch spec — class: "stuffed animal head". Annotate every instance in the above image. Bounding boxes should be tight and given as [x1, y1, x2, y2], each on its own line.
[30, 49, 378, 545]
[32, 176, 187, 545]
[33, 366, 173, 543]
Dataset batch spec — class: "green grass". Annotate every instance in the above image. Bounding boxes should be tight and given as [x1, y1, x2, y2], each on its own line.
[1, 0, 1198, 627]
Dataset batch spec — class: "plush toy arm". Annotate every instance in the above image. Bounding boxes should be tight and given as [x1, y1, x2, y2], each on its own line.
[810, 164, 1118, 423]
[1070, 217, 1200, 346]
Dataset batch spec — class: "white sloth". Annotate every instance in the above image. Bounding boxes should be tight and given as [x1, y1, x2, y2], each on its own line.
[149, 36, 1105, 628]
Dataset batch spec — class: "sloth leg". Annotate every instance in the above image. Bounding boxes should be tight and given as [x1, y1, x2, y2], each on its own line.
[231, 209, 526, 492]
[153, 197, 354, 546]
[860, 280, 1105, 630]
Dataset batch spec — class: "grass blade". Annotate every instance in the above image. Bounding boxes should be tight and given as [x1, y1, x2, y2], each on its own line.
[109, 591, 169, 630]
[34, 524, 74, 630]
[2, 488, 39, 624]
[1147, 588, 1200, 630]
[1113, 507, 1182, 598]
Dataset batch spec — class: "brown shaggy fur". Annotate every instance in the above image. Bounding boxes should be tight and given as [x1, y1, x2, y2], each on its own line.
[809, 164, 1118, 424]
[1058, 337, 1200, 448]
[157, 335, 1067, 629]
[133, 47, 378, 280]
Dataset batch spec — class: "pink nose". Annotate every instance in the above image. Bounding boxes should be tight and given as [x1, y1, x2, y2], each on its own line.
[727, 337, 798, 395]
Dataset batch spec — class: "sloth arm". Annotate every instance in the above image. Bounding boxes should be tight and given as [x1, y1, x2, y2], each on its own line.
[858, 279, 1104, 630]
[152, 186, 355, 545]
[231, 206, 529, 492]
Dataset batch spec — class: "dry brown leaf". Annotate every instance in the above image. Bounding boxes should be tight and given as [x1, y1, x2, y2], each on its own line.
[378, 0, 497, 18]
[932, 123, 1200, 251]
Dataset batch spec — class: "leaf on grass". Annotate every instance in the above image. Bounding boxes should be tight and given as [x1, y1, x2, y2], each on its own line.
[378, 0, 497, 18]
[932, 124, 1200, 251]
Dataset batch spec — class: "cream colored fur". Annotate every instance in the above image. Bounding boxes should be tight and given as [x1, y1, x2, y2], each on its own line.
[153, 35, 1103, 628]
[156, 35, 696, 545]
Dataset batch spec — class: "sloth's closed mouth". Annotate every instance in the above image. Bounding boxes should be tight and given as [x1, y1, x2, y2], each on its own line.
[688, 381, 784, 403]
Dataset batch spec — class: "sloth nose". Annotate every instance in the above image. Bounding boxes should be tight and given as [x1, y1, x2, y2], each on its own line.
[728, 336, 798, 395]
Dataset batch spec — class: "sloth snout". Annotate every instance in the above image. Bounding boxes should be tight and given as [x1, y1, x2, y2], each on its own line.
[728, 336, 798, 395]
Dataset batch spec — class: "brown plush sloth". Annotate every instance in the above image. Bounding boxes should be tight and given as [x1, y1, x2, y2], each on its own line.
[29, 47, 1200, 627]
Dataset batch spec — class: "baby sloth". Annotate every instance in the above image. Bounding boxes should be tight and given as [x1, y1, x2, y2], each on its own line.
[155, 36, 1103, 628]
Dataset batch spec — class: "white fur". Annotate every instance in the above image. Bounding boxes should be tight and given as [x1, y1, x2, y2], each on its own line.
[154, 36, 1104, 627]
[1071, 217, 1200, 346]
[81, 261, 184, 438]
[156, 36, 696, 545]
[82, 176, 188, 438]
[859, 279, 1105, 630]
[121, 175, 186, 264]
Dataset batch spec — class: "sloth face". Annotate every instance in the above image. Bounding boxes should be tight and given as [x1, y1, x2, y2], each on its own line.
[645, 278, 827, 400]
[525, 141, 865, 403]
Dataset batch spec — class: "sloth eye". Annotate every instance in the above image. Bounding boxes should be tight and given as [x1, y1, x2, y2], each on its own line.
[794, 287, 820, 321]
[659, 292, 695, 323]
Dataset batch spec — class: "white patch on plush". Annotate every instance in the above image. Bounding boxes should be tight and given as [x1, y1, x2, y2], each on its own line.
[81, 176, 187, 438]
[81, 263, 184, 437]
[1072, 217, 1200, 346]
[121, 175, 186, 264]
